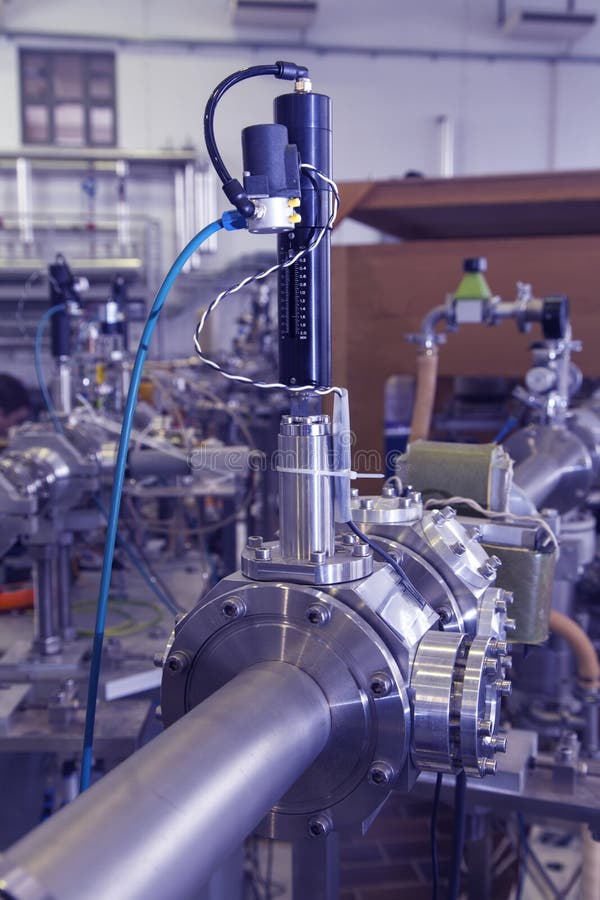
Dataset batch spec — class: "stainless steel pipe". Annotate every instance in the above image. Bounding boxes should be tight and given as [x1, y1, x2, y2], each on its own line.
[278, 415, 335, 560]
[0, 662, 331, 900]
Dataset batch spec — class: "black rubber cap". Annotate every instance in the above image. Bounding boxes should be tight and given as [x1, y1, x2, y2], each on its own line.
[542, 295, 569, 340]
[463, 257, 487, 273]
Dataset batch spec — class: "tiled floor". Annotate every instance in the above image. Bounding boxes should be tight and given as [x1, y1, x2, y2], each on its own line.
[339, 795, 453, 900]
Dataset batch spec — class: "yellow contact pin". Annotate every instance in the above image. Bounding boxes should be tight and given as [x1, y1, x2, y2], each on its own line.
[288, 197, 301, 208]
[288, 213, 302, 224]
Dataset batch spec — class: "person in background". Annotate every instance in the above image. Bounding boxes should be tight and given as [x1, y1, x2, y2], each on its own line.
[0, 373, 31, 440]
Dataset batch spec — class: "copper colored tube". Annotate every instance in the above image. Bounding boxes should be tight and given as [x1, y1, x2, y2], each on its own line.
[549, 609, 600, 691]
[409, 347, 439, 443]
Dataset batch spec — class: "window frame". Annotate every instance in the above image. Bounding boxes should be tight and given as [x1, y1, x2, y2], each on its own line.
[19, 48, 117, 148]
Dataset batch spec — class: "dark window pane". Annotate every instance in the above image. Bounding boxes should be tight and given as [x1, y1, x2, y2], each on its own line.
[89, 76, 113, 101]
[89, 106, 114, 145]
[22, 52, 49, 100]
[54, 102, 85, 146]
[23, 104, 50, 143]
[20, 49, 116, 147]
[53, 54, 83, 100]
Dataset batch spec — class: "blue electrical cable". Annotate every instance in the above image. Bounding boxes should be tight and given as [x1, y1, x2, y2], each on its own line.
[80, 214, 243, 792]
[90, 495, 179, 615]
[34, 304, 66, 434]
[492, 415, 518, 445]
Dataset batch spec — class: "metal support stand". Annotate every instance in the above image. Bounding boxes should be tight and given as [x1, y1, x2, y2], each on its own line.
[57, 536, 76, 642]
[292, 833, 339, 900]
[31, 544, 61, 656]
[465, 809, 493, 900]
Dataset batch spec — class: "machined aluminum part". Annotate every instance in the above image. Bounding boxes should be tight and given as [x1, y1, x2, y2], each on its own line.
[354, 505, 491, 633]
[350, 491, 423, 526]
[278, 414, 336, 561]
[410, 631, 468, 773]
[161, 572, 411, 839]
[241, 537, 373, 585]
[410, 610, 511, 776]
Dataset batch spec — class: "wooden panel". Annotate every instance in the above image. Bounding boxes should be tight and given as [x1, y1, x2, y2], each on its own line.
[338, 170, 600, 240]
[332, 235, 600, 463]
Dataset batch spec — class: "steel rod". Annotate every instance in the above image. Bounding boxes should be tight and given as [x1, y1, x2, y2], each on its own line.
[0, 661, 331, 900]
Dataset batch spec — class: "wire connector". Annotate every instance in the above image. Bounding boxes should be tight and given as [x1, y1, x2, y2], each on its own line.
[221, 209, 249, 231]
[275, 61, 309, 81]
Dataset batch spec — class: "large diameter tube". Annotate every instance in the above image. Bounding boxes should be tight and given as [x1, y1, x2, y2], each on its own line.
[0, 662, 331, 900]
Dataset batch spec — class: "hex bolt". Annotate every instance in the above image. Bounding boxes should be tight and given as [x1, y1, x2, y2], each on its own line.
[496, 679, 512, 696]
[438, 606, 453, 625]
[306, 603, 330, 627]
[442, 506, 456, 520]
[399, 497, 412, 509]
[382, 485, 395, 498]
[369, 672, 392, 697]
[451, 541, 466, 556]
[490, 735, 508, 753]
[166, 651, 189, 675]
[310, 550, 326, 564]
[491, 639, 508, 656]
[353, 543, 370, 558]
[469, 525, 483, 541]
[488, 555, 502, 570]
[481, 758, 497, 775]
[501, 655, 513, 671]
[502, 590, 514, 606]
[494, 597, 508, 613]
[246, 535, 263, 549]
[152, 652, 164, 668]
[504, 618, 517, 632]
[409, 490, 422, 503]
[308, 815, 332, 837]
[360, 498, 374, 510]
[351, 488, 360, 498]
[479, 563, 495, 580]
[483, 656, 498, 676]
[432, 510, 444, 525]
[254, 547, 272, 561]
[220, 597, 246, 620]
[342, 533, 358, 545]
[478, 719, 493, 736]
[368, 761, 394, 786]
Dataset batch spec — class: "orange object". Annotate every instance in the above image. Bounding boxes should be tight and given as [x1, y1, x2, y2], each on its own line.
[0, 583, 34, 611]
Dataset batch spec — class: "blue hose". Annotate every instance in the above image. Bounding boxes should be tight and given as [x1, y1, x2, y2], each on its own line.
[79, 216, 238, 792]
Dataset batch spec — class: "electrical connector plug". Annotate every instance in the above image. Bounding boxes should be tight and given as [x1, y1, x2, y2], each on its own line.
[221, 209, 249, 231]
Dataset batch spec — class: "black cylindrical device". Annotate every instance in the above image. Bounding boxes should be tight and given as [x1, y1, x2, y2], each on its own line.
[48, 256, 78, 359]
[274, 90, 332, 388]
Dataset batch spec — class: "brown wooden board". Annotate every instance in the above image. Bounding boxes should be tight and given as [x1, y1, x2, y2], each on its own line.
[332, 236, 600, 472]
